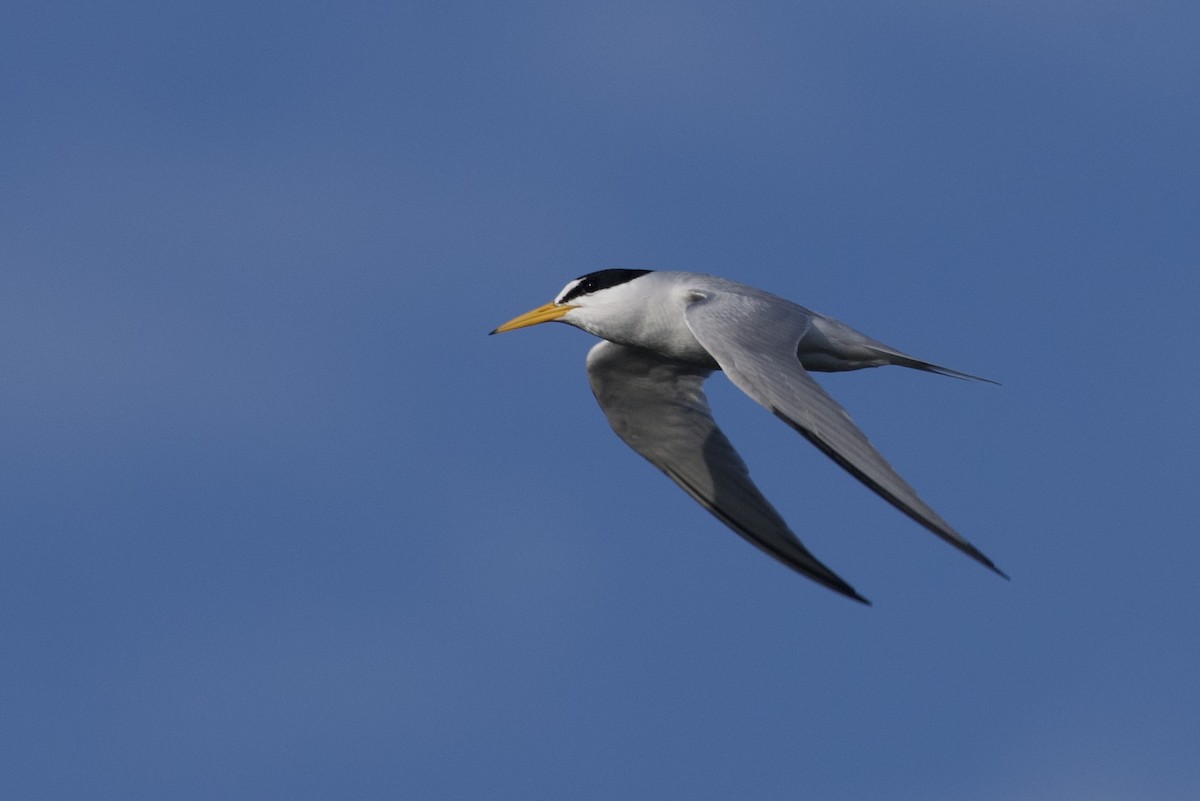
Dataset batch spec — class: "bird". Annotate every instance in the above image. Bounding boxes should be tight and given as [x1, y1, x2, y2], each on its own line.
[490, 269, 1003, 604]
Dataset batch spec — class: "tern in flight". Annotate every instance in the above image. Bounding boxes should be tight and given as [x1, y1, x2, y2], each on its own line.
[491, 269, 1003, 603]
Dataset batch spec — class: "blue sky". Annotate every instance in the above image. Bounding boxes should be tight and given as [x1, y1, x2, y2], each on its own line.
[3, 2, 1199, 799]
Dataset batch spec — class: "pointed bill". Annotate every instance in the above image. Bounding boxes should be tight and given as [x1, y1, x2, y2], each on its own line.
[490, 302, 575, 334]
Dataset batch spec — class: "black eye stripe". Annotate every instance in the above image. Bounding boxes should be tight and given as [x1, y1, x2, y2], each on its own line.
[560, 269, 653, 304]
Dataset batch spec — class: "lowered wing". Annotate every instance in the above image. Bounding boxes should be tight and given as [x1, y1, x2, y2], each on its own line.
[586, 340, 868, 603]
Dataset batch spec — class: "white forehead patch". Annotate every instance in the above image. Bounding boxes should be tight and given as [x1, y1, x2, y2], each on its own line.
[554, 278, 583, 305]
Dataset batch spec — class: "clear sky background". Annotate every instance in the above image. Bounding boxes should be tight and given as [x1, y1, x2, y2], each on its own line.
[3, 2, 1198, 799]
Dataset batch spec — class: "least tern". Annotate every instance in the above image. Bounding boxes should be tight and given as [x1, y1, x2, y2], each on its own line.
[492, 270, 1002, 603]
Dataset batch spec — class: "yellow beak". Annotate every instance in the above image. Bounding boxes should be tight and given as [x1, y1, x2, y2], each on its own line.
[490, 302, 575, 334]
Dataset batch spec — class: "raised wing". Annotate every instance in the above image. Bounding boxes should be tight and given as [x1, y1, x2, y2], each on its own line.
[586, 340, 868, 603]
[682, 291, 1004, 577]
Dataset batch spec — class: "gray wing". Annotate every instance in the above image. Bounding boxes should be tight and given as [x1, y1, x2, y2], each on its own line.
[682, 291, 1004, 577]
[586, 340, 868, 603]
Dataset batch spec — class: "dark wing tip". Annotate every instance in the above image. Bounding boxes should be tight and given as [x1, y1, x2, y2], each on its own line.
[955, 539, 1009, 581]
[848, 588, 872, 606]
[664, 466, 871, 605]
[816, 570, 871, 606]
